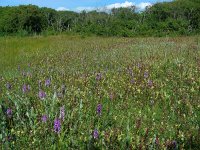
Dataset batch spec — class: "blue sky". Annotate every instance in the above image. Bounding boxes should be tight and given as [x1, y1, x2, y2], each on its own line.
[0, 0, 171, 11]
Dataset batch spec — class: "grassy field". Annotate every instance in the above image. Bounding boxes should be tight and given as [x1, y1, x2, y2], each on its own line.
[0, 35, 200, 149]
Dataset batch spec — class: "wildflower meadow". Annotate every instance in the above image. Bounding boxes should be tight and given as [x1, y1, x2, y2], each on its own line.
[0, 35, 200, 149]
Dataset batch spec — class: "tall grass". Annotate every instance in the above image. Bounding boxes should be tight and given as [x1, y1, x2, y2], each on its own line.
[0, 35, 200, 149]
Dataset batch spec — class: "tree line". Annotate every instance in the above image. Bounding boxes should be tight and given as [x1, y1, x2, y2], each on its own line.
[0, 0, 200, 37]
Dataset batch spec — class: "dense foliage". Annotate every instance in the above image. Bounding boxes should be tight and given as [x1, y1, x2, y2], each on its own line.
[0, 0, 200, 37]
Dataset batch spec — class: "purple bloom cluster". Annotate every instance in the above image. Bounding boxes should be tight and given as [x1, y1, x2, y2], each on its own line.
[41, 115, 48, 123]
[144, 71, 149, 78]
[22, 84, 27, 93]
[6, 108, 12, 118]
[54, 119, 61, 133]
[172, 140, 177, 148]
[22, 84, 31, 93]
[96, 104, 102, 115]
[93, 129, 99, 139]
[45, 79, 51, 87]
[38, 90, 46, 99]
[137, 63, 141, 69]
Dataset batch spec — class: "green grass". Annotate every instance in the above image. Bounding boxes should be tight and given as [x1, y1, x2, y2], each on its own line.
[0, 35, 200, 149]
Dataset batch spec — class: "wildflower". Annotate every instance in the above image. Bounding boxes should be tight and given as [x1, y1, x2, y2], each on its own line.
[38, 90, 46, 99]
[155, 136, 159, 145]
[22, 84, 27, 93]
[60, 106, 65, 121]
[137, 63, 141, 68]
[93, 129, 99, 139]
[96, 104, 102, 115]
[144, 71, 149, 78]
[54, 118, 61, 133]
[6, 83, 11, 90]
[109, 92, 114, 100]
[96, 73, 102, 81]
[6, 108, 12, 118]
[41, 115, 48, 123]
[172, 140, 177, 149]
[130, 78, 135, 84]
[45, 79, 51, 87]
[127, 68, 133, 76]
[148, 80, 153, 87]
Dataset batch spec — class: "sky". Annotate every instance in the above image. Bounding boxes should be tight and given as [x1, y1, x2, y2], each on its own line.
[0, 0, 171, 11]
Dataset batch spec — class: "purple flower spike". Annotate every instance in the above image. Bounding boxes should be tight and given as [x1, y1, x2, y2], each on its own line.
[41, 115, 48, 123]
[127, 68, 133, 76]
[96, 104, 102, 115]
[144, 71, 149, 78]
[109, 93, 114, 100]
[60, 106, 65, 121]
[137, 63, 141, 68]
[6, 108, 12, 118]
[148, 80, 153, 87]
[172, 140, 177, 148]
[22, 84, 27, 93]
[96, 73, 102, 81]
[45, 79, 51, 87]
[38, 90, 46, 99]
[22, 84, 31, 93]
[54, 119, 61, 133]
[93, 129, 99, 139]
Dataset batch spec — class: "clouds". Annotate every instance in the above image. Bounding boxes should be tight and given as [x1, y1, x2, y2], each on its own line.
[56, 7, 69, 11]
[136, 2, 152, 10]
[74, 1, 152, 12]
[106, 1, 134, 10]
[75, 1, 135, 12]
[105, 1, 152, 10]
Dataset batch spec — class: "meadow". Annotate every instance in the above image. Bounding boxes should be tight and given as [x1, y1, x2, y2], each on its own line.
[0, 35, 200, 149]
